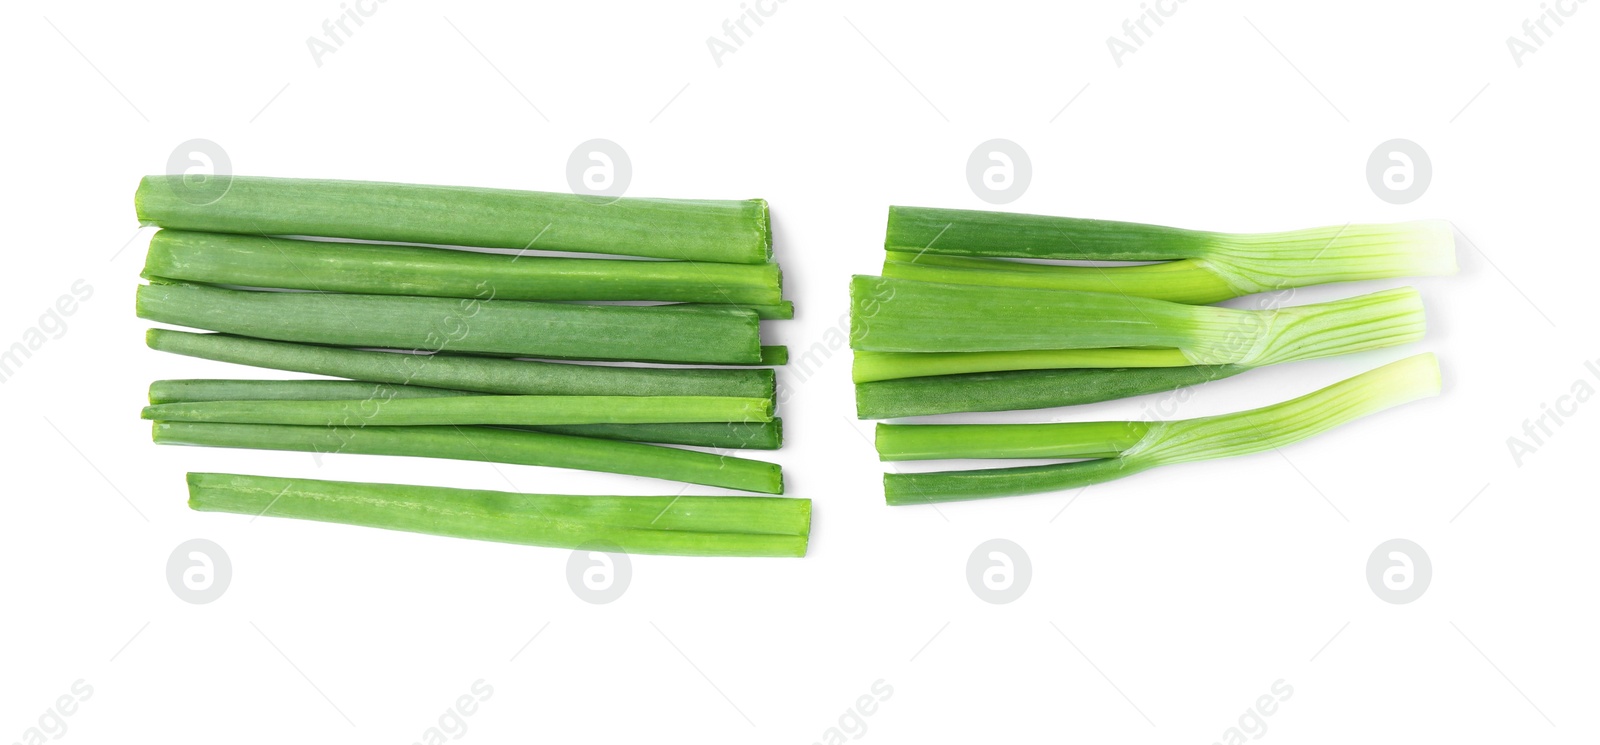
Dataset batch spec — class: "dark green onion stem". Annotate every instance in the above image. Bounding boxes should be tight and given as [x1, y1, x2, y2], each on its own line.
[146, 378, 783, 449]
[138, 282, 762, 364]
[143, 394, 772, 427]
[144, 229, 782, 305]
[146, 329, 774, 399]
[854, 365, 1248, 419]
[148, 379, 472, 404]
[136, 175, 772, 264]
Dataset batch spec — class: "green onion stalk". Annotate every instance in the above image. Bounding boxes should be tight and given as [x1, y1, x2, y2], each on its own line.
[883, 206, 1456, 302]
[879, 353, 1440, 504]
[188, 473, 809, 557]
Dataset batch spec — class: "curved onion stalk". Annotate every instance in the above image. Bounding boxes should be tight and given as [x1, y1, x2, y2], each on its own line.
[884, 207, 1456, 299]
[188, 473, 809, 558]
[881, 353, 1440, 504]
[849, 276, 1425, 378]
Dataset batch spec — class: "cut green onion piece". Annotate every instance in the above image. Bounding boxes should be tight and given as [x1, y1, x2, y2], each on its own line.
[138, 282, 762, 364]
[154, 421, 784, 493]
[136, 175, 772, 264]
[143, 394, 772, 426]
[147, 330, 774, 399]
[885, 207, 1456, 297]
[145, 379, 782, 449]
[854, 365, 1247, 419]
[144, 229, 782, 305]
[187, 473, 809, 558]
[853, 348, 1191, 383]
[850, 276, 1425, 368]
[882, 353, 1440, 504]
[883, 253, 1235, 304]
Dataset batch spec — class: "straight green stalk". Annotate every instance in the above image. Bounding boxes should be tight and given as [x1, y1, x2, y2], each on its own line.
[143, 394, 772, 427]
[138, 282, 763, 364]
[146, 329, 775, 399]
[188, 473, 809, 557]
[136, 175, 772, 264]
[144, 229, 782, 304]
[146, 378, 783, 449]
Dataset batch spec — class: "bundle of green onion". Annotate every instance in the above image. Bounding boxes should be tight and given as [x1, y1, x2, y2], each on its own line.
[138, 176, 804, 557]
[853, 206, 1452, 503]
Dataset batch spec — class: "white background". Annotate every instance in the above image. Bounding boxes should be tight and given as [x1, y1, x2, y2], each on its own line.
[2, 1, 1596, 743]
